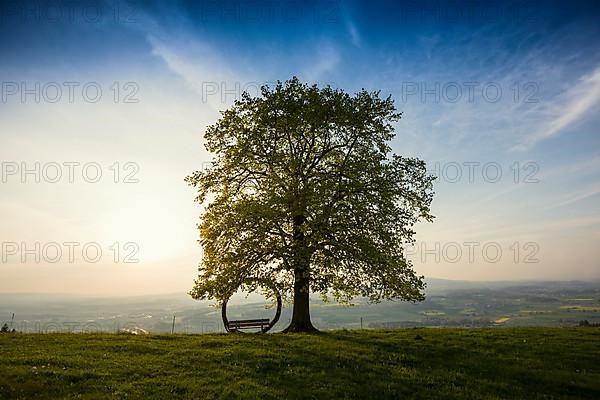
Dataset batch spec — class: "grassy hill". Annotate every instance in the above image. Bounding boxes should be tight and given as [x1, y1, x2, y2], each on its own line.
[1, 328, 599, 399]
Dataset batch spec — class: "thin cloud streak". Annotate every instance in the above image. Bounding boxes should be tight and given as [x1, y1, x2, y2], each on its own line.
[514, 67, 600, 151]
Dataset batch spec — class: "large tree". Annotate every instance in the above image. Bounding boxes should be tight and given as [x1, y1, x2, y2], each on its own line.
[186, 77, 435, 332]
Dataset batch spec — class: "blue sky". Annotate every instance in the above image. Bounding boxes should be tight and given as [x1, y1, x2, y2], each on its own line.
[1, 0, 599, 294]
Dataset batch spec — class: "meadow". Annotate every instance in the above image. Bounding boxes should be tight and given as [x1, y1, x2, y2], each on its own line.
[1, 328, 599, 399]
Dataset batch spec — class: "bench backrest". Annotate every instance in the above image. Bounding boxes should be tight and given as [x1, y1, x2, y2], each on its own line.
[227, 319, 270, 329]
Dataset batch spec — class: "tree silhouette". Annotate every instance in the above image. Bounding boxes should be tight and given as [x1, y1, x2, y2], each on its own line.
[187, 77, 435, 332]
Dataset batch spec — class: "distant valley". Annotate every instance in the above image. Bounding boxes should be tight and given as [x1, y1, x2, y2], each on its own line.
[1, 279, 599, 334]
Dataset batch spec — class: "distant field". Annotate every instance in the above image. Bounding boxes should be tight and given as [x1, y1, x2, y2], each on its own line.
[1, 328, 599, 399]
[3, 281, 599, 334]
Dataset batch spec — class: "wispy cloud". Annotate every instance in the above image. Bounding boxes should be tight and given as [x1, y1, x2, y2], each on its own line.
[543, 182, 600, 210]
[514, 67, 600, 151]
[300, 42, 340, 82]
[347, 21, 362, 47]
[148, 35, 243, 112]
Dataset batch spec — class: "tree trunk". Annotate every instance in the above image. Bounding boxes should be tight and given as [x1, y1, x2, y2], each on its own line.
[283, 213, 318, 333]
[283, 268, 318, 333]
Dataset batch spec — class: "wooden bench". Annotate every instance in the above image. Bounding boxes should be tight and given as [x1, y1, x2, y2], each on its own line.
[226, 318, 270, 331]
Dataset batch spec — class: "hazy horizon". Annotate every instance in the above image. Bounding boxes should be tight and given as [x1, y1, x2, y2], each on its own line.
[1, 277, 598, 298]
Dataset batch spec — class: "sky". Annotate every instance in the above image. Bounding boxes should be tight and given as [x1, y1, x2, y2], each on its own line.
[0, 0, 599, 295]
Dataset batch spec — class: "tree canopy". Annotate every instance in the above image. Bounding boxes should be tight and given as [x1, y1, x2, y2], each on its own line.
[186, 77, 435, 332]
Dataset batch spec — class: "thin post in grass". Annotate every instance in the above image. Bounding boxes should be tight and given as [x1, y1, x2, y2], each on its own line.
[171, 315, 176, 334]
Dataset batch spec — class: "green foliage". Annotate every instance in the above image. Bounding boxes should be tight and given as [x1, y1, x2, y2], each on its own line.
[186, 77, 435, 304]
[1, 328, 599, 399]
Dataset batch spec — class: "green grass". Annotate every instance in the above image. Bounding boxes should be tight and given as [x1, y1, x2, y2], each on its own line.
[1, 328, 599, 399]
